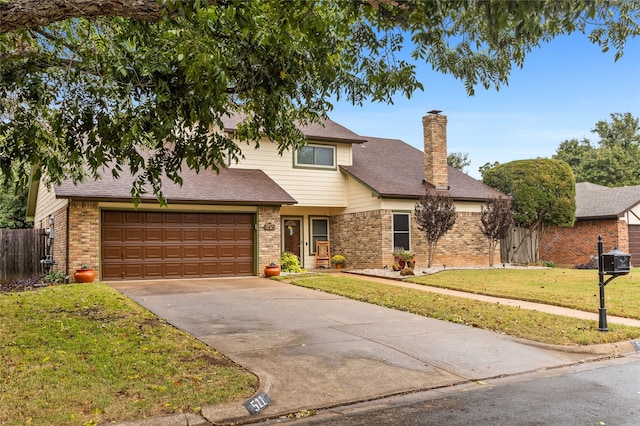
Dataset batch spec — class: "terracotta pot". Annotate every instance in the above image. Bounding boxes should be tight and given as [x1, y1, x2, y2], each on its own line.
[406, 261, 415, 269]
[264, 265, 281, 277]
[74, 268, 96, 283]
[335, 263, 343, 269]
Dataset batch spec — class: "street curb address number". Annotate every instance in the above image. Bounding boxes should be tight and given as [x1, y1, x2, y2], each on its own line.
[244, 391, 273, 415]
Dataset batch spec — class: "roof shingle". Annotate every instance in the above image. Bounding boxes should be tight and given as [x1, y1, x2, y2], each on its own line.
[54, 167, 297, 205]
[342, 136, 506, 201]
[575, 182, 640, 219]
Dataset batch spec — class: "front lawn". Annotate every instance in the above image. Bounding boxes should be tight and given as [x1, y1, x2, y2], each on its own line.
[283, 273, 640, 346]
[0, 284, 257, 426]
[406, 268, 640, 319]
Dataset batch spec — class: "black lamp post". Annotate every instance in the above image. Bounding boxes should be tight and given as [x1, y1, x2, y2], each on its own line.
[597, 235, 631, 331]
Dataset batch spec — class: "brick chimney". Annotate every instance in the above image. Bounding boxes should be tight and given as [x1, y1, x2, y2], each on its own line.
[423, 110, 449, 190]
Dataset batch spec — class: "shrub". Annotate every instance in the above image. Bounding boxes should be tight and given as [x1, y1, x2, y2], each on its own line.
[331, 254, 345, 265]
[280, 251, 304, 273]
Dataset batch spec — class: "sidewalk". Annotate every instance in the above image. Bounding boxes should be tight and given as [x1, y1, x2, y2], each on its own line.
[345, 271, 640, 328]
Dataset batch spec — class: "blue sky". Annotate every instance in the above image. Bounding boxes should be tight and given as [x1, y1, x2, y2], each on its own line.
[329, 33, 640, 179]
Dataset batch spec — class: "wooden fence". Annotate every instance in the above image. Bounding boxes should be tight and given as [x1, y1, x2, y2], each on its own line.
[0, 228, 47, 282]
[500, 225, 539, 264]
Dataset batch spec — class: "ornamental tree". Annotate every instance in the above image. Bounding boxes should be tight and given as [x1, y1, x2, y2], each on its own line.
[414, 192, 457, 268]
[1, 1, 639, 200]
[480, 196, 513, 266]
[482, 159, 576, 262]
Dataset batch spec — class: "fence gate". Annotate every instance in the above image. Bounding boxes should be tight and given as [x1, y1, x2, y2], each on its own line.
[0, 228, 47, 282]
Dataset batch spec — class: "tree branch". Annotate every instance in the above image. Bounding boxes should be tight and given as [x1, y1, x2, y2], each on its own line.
[0, 0, 165, 34]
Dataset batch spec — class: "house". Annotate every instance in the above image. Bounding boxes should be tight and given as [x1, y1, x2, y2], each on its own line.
[26, 111, 506, 281]
[540, 182, 640, 267]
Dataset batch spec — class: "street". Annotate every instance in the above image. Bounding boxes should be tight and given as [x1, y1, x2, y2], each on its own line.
[276, 354, 640, 426]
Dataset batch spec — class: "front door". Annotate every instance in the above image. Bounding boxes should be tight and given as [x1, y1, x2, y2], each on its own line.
[283, 218, 302, 261]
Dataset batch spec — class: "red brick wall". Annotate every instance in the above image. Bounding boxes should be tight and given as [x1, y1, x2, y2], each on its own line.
[540, 218, 628, 267]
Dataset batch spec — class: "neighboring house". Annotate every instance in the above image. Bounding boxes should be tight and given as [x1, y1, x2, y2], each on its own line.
[26, 111, 506, 281]
[540, 182, 640, 267]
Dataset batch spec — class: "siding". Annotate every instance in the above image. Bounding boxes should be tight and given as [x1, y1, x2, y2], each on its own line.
[34, 178, 68, 225]
[344, 176, 381, 213]
[230, 138, 350, 207]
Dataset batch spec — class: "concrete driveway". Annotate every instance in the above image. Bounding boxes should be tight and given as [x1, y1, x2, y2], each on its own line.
[108, 277, 609, 424]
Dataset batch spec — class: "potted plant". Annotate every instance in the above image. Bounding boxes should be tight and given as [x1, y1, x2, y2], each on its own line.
[331, 254, 346, 269]
[402, 252, 415, 268]
[264, 262, 281, 277]
[392, 263, 401, 271]
[74, 264, 96, 283]
[393, 248, 407, 268]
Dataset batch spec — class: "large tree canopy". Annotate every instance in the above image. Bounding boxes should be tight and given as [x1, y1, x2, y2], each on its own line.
[1, 0, 639, 200]
[553, 112, 640, 187]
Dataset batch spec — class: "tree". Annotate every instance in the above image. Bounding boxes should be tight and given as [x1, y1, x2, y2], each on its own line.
[2, 1, 639, 200]
[479, 196, 513, 266]
[0, 163, 31, 229]
[414, 192, 457, 268]
[554, 113, 640, 187]
[447, 151, 471, 174]
[482, 159, 575, 263]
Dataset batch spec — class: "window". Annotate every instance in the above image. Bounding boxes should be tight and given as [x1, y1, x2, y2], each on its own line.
[393, 213, 410, 251]
[295, 144, 335, 168]
[310, 217, 329, 254]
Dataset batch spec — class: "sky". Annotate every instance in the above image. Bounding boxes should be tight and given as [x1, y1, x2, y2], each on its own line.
[329, 33, 640, 179]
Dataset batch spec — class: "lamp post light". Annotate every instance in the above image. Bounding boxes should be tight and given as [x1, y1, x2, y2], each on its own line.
[597, 235, 631, 331]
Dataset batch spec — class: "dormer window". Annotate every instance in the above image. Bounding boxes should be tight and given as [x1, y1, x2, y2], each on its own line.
[295, 144, 335, 169]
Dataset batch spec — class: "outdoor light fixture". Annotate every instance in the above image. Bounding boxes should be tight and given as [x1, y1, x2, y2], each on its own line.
[597, 235, 631, 331]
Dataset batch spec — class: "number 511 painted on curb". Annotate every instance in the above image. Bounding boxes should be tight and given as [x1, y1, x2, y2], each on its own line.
[243, 391, 273, 415]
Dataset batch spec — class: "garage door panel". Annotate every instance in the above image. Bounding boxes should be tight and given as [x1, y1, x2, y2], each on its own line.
[103, 228, 123, 242]
[144, 246, 162, 259]
[144, 228, 163, 241]
[164, 246, 181, 258]
[164, 229, 182, 241]
[123, 246, 143, 260]
[102, 211, 255, 280]
[183, 229, 200, 241]
[124, 228, 143, 242]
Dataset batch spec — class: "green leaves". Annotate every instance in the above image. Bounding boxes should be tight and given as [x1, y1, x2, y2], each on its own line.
[1, 1, 639, 201]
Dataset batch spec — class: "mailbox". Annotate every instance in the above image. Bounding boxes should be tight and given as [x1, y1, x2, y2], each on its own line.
[601, 246, 630, 275]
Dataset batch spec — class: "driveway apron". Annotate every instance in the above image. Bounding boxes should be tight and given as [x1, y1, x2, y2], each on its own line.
[108, 277, 607, 423]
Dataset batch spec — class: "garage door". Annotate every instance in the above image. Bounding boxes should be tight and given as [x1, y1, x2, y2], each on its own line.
[630, 225, 640, 267]
[101, 211, 255, 280]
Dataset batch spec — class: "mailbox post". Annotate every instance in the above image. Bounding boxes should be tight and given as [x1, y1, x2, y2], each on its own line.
[597, 235, 631, 331]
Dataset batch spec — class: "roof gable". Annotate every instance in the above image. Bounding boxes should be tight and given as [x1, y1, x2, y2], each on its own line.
[341, 136, 506, 201]
[576, 182, 640, 218]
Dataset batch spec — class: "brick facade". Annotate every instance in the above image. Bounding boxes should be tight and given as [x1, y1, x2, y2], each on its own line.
[540, 218, 629, 267]
[258, 206, 282, 275]
[330, 210, 385, 269]
[68, 201, 100, 280]
[331, 209, 492, 269]
[423, 113, 448, 191]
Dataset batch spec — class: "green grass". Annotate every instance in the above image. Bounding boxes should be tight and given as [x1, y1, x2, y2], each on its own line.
[283, 273, 640, 347]
[406, 269, 640, 319]
[0, 284, 257, 426]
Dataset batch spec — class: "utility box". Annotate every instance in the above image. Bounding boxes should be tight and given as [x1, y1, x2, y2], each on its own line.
[601, 247, 630, 275]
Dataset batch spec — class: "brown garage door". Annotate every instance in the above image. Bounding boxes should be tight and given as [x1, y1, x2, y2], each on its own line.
[101, 211, 255, 280]
[630, 225, 640, 267]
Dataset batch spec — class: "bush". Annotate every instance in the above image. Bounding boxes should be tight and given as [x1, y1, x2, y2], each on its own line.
[541, 260, 556, 268]
[280, 251, 304, 273]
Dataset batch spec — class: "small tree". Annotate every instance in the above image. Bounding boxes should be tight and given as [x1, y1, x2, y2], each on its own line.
[414, 192, 457, 268]
[480, 197, 513, 266]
